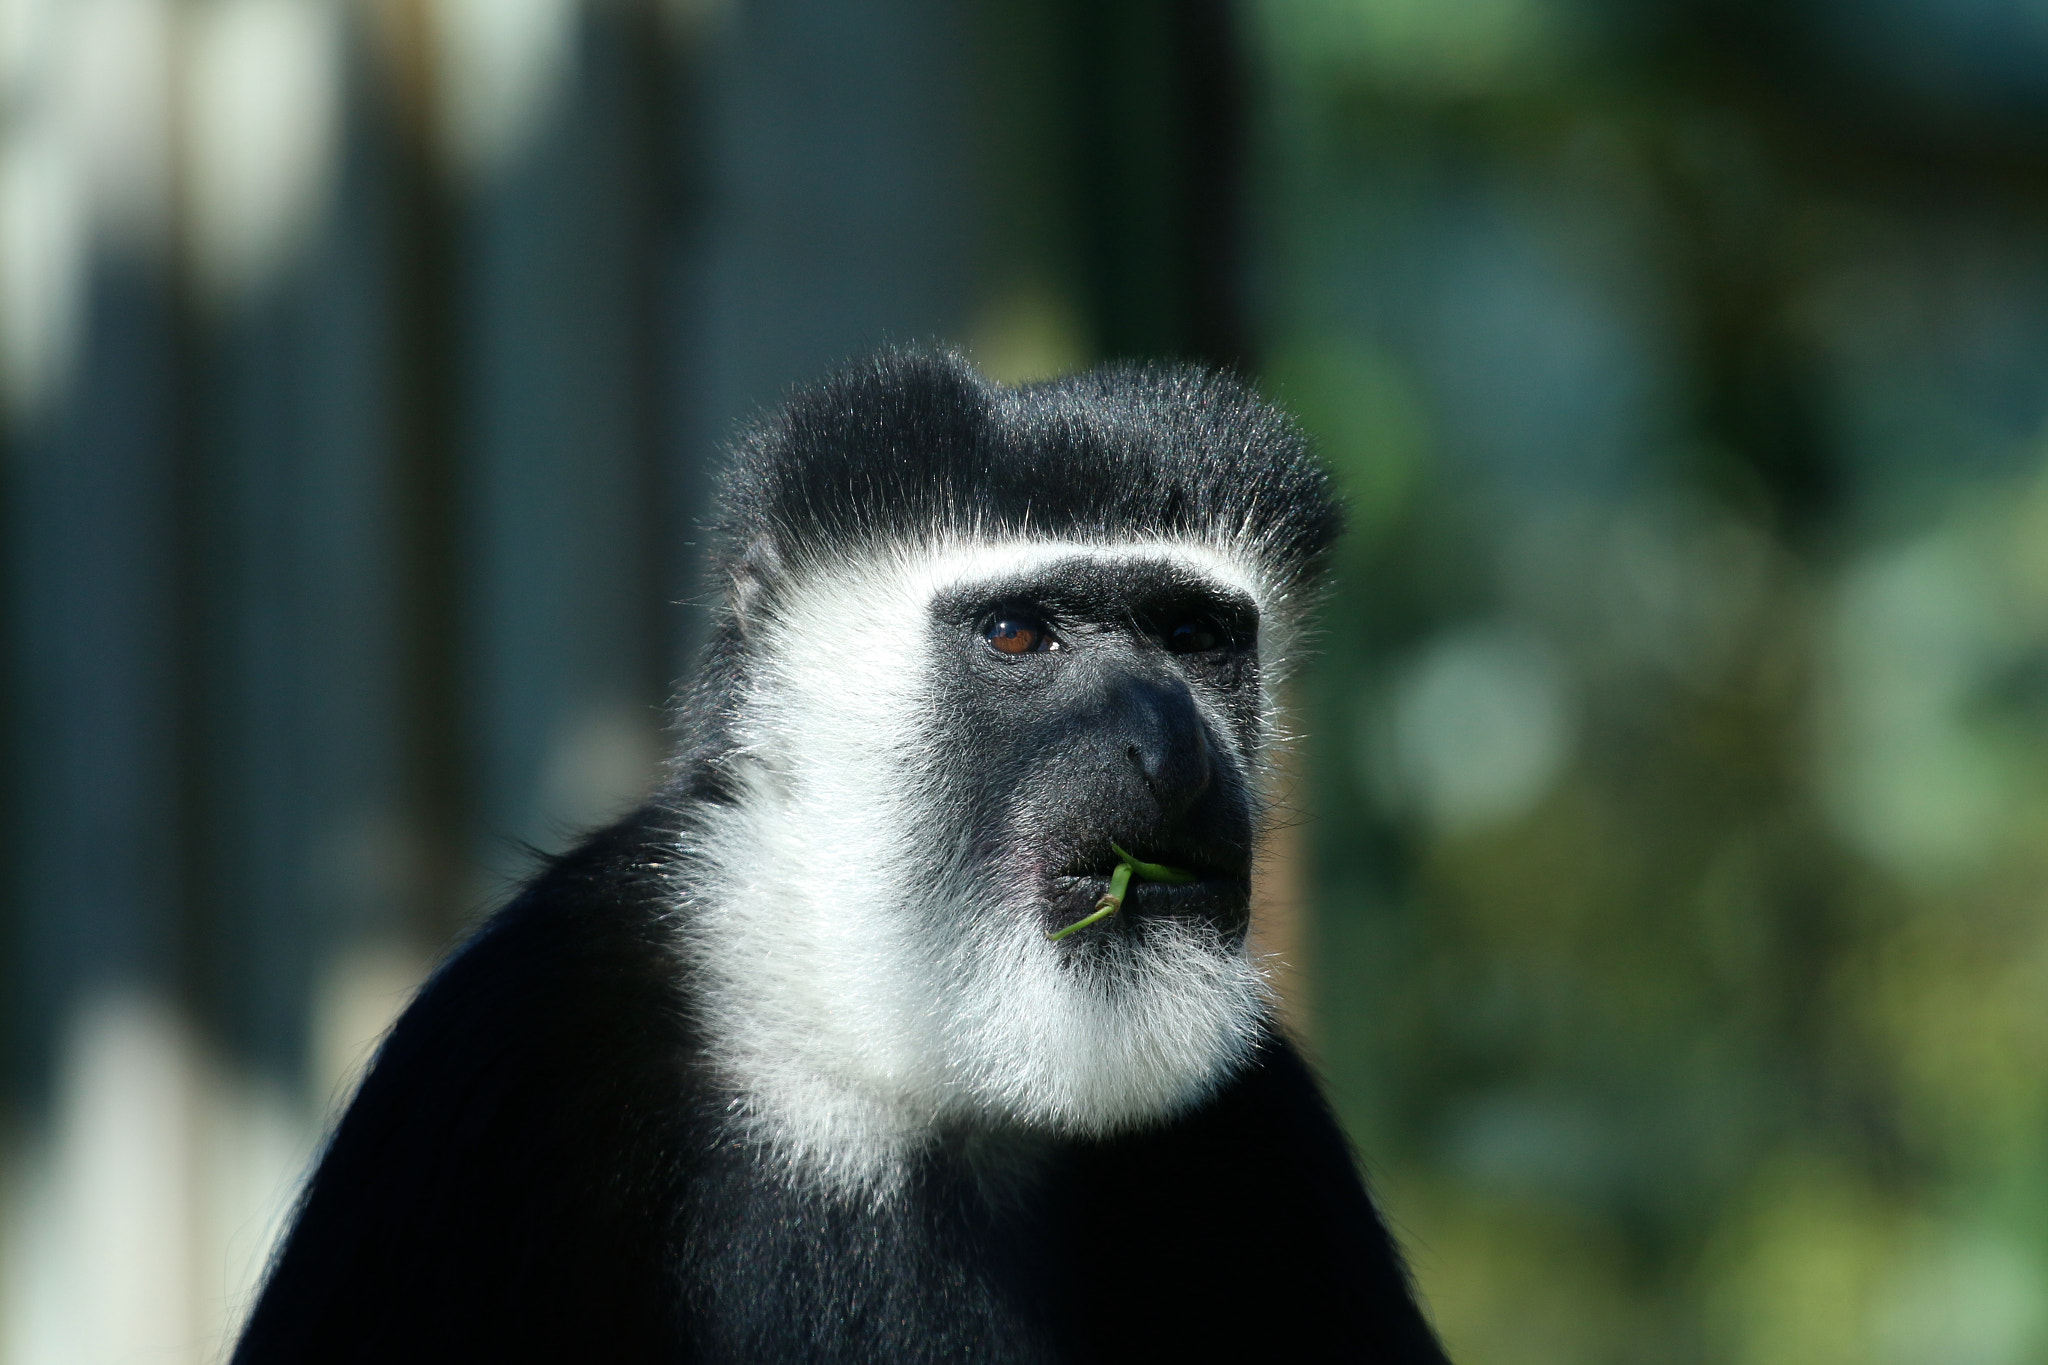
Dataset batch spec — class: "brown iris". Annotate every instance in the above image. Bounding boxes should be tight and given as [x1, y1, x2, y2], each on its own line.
[987, 618, 1043, 655]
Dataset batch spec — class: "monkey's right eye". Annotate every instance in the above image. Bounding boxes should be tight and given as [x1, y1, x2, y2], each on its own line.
[986, 617, 1053, 656]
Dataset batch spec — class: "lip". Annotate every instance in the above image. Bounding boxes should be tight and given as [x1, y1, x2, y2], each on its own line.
[1053, 842, 1245, 885]
[1043, 869, 1252, 939]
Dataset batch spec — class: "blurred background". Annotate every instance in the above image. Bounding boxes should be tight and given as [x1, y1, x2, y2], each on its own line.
[4, 0, 2047, 1360]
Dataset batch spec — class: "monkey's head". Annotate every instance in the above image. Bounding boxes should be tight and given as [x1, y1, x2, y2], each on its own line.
[680, 351, 1339, 1189]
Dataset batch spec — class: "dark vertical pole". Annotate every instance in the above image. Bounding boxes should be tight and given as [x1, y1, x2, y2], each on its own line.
[1066, 0, 1173, 360]
[384, 1, 470, 948]
[1172, 0, 1251, 368]
[6, 235, 185, 1109]
[164, 2, 227, 1053]
[1062, 0, 1251, 369]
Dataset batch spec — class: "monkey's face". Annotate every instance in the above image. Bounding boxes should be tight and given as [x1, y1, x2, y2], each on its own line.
[925, 553, 1263, 945]
[704, 537, 1289, 1171]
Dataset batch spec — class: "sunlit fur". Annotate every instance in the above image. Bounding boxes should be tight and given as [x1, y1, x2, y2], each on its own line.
[682, 536, 1303, 1195]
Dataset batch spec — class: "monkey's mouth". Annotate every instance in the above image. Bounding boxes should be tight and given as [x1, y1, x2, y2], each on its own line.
[1043, 848, 1251, 939]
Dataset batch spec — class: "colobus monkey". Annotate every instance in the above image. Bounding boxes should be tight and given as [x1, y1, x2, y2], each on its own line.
[234, 352, 1449, 1363]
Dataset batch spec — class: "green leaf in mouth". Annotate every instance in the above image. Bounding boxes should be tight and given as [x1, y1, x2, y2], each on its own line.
[1044, 845, 1199, 941]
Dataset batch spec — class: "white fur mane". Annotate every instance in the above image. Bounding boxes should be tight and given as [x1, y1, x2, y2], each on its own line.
[681, 535, 1304, 1197]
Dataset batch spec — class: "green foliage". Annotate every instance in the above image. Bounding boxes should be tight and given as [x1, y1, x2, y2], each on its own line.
[1253, 4, 2048, 1359]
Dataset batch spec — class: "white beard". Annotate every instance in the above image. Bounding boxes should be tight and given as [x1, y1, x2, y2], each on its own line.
[677, 536, 1290, 1198]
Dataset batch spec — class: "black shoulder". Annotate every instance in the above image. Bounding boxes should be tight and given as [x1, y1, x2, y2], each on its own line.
[233, 804, 705, 1364]
[1053, 1034, 1451, 1363]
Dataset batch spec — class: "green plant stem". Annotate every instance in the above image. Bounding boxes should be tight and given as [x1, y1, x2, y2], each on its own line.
[1046, 847, 1198, 941]
[1109, 841, 1198, 884]
[1048, 861, 1133, 942]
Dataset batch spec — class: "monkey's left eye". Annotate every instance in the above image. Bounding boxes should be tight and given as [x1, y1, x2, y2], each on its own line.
[1166, 619, 1224, 654]
[986, 616, 1055, 656]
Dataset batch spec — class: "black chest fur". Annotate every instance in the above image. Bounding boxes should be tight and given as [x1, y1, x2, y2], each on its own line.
[233, 808, 1447, 1364]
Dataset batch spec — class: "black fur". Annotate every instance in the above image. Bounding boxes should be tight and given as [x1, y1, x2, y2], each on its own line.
[234, 352, 1448, 1363]
[716, 351, 1341, 608]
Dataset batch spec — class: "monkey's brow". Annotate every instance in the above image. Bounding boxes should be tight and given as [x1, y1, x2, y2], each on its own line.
[927, 555, 1258, 623]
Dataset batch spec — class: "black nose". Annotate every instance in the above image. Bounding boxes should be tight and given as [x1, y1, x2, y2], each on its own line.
[1119, 675, 1213, 815]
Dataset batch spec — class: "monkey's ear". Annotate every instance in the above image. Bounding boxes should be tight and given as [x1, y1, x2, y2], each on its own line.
[727, 536, 785, 639]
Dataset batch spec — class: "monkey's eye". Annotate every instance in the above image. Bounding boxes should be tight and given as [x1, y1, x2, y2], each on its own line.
[1166, 619, 1224, 654]
[986, 616, 1055, 656]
